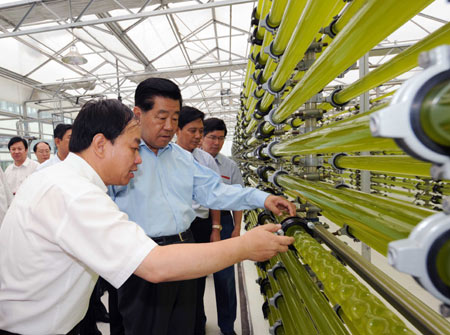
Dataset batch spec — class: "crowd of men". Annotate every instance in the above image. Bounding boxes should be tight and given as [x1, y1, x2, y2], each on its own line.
[0, 78, 295, 335]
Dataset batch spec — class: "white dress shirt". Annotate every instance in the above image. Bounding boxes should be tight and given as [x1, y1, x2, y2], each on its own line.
[35, 153, 62, 171]
[0, 153, 156, 335]
[191, 148, 220, 218]
[0, 168, 12, 224]
[4, 157, 39, 194]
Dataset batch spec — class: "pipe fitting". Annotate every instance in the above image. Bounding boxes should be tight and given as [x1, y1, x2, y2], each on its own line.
[262, 77, 286, 99]
[250, 7, 259, 26]
[280, 216, 314, 236]
[256, 121, 274, 140]
[268, 169, 287, 188]
[329, 152, 348, 170]
[256, 165, 275, 181]
[257, 210, 274, 225]
[249, 27, 263, 46]
[264, 108, 281, 127]
[265, 140, 282, 161]
[254, 99, 271, 118]
[269, 291, 283, 308]
[264, 40, 284, 63]
[268, 261, 285, 280]
[259, 13, 278, 35]
[269, 320, 283, 335]
[254, 144, 270, 161]
[323, 16, 339, 38]
[328, 86, 349, 108]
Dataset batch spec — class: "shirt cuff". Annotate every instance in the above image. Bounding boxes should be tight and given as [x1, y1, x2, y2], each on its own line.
[110, 238, 156, 288]
[251, 189, 270, 208]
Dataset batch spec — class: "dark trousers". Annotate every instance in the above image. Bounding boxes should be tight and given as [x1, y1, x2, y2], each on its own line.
[116, 232, 197, 335]
[105, 280, 125, 335]
[190, 216, 213, 335]
[214, 211, 237, 333]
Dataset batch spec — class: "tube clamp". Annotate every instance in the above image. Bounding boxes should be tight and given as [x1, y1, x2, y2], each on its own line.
[264, 108, 281, 127]
[323, 17, 339, 38]
[265, 140, 281, 161]
[262, 77, 286, 99]
[269, 320, 283, 335]
[256, 121, 273, 140]
[389, 212, 450, 305]
[328, 86, 349, 108]
[264, 40, 284, 63]
[280, 216, 314, 236]
[257, 210, 274, 225]
[329, 152, 348, 170]
[259, 13, 278, 35]
[268, 261, 285, 281]
[268, 169, 287, 188]
[370, 45, 450, 166]
[249, 27, 263, 46]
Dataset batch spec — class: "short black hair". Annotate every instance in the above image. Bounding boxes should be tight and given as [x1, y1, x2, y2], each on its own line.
[8, 136, 27, 150]
[69, 99, 135, 153]
[54, 123, 73, 140]
[203, 118, 227, 137]
[33, 141, 51, 153]
[179, 106, 205, 129]
[135, 77, 182, 112]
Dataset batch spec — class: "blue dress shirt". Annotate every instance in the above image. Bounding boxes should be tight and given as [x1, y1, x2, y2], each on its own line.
[110, 142, 268, 237]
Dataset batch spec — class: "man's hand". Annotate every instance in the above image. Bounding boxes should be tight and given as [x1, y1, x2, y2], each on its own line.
[241, 224, 294, 261]
[264, 195, 296, 216]
[210, 229, 221, 242]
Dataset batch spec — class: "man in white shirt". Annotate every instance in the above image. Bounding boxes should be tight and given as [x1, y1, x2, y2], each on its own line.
[0, 99, 294, 335]
[33, 141, 51, 164]
[0, 168, 12, 224]
[36, 124, 72, 171]
[4, 137, 39, 195]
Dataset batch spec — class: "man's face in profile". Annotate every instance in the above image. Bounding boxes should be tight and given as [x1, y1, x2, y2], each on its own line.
[102, 121, 142, 186]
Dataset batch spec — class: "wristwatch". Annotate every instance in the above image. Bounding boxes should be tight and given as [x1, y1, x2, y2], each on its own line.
[212, 225, 222, 231]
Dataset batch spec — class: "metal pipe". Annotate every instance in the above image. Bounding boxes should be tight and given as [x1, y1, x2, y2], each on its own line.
[313, 224, 450, 335]
[334, 23, 450, 105]
[270, 0, 433, 125]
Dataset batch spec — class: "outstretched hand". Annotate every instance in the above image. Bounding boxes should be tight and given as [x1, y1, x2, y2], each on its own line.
[264, 195, 296, 216]
[241, 224, 294, 261]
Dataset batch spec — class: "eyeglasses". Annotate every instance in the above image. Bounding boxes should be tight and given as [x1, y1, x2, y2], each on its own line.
[205, 135, 225, 141]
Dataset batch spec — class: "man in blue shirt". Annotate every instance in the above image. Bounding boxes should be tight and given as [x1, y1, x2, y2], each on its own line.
[110, 78, 296, 335]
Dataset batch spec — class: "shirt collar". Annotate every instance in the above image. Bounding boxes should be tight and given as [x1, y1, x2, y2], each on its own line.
[64, 153, 107, 193]
[214, 153, 224, 166]
[13, 157, 31, 168]
[139, 140, 172, 156]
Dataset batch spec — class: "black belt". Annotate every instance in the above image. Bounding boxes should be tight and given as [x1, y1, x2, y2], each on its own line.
[151, 229, 193, 246]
